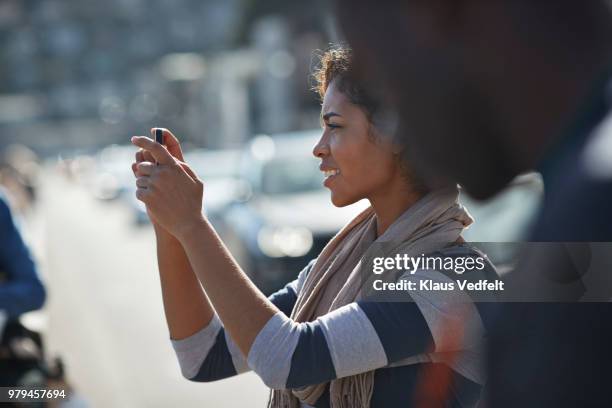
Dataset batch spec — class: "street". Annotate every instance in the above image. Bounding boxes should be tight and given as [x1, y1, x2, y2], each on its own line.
[36, 168, 269, 407]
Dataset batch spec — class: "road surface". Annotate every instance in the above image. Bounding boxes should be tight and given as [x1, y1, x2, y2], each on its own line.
[35, 169, 269, 407]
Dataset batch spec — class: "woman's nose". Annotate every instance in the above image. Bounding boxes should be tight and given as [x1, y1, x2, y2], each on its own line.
[313, 133, 330, 158]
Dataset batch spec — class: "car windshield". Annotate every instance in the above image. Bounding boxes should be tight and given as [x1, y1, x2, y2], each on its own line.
[261, 157, 323, 195]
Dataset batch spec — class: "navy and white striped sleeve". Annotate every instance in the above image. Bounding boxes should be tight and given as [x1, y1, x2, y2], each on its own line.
[170, 260, 315, 382]
[246, 269, 486, 390]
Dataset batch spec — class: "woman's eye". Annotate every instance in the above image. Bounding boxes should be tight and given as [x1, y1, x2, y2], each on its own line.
[327, 123, 342, 129]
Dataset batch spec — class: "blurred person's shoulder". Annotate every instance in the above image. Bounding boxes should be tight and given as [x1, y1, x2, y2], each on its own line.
[533, 107, 612, 241]
[432, 242, 498, 273]
[0, 187, 13, 217]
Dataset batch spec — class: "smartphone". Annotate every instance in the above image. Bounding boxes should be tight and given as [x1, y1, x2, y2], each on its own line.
[155, 128, 164, 145]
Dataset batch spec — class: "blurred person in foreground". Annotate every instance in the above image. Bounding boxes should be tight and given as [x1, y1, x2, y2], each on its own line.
[333, 0, 612, 406]
[130, 46, 498, 407]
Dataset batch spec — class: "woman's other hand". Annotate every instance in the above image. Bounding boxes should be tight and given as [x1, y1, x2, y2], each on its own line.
[131, 134, 204, 239]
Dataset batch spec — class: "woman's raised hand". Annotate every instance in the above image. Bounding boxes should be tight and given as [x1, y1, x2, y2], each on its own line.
[132, 128, 184, 169]
[131, 130, 204, 239]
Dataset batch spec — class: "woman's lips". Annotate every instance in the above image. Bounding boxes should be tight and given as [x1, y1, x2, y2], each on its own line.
[323, 169, 340, 187]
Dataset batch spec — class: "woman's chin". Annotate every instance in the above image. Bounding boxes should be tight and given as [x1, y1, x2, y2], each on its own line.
[330, 191, 358, 208]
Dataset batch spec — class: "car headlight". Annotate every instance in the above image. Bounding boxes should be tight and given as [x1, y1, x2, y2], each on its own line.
[257, 226, 313, 258]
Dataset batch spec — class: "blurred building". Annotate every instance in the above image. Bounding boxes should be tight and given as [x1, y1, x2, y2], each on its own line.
[0, 0, 331, 156]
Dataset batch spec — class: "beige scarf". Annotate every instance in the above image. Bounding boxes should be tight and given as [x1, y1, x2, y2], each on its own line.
[267, 187, 473, 408]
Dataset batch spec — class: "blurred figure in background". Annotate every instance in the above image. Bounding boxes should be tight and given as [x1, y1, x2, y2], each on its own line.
[334, 0, 612, 406]
[0, 190, 45, 326]
[0, 190, 46, 387]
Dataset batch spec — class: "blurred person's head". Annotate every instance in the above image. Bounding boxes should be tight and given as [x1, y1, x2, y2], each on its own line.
[334, 0, 612, 199]
[312, 46, 429, 208]
[0, 144, 40, 208]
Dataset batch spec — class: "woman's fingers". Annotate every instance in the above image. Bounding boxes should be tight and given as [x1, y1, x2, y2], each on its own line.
[153, 128, 184, 161]
[135, 149, 144, 163]
[135, 187, 151, 203]
[132, 149, 154, 177]
[143, 150, 155, 163]
[134, 162, 156, 177]
[135, 176, 150, 189]
[179, 161, 198, 181]
[131, 136, 175, 165]
[135, 147, 155, 164]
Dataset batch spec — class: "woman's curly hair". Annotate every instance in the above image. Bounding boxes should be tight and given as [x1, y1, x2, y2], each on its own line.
[312, 45, 430, 195]
[312, 46, 380, 123]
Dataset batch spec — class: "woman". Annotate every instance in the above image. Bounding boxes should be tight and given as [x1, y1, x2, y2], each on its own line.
[131, 46, 496, 407]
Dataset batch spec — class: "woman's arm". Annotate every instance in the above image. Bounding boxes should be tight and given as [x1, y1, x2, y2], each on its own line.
[132, 130, 214, 341]
[176, 218, 278, 356]
[154, 224, 214, 340]
[132, 131, 311, 382]
[171, 262, 312, 382]
[132, 135, 280, 357]
[244, 268, 488, 389]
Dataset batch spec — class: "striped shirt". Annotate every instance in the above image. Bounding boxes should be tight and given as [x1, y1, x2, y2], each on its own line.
[170, 244, 498, 407]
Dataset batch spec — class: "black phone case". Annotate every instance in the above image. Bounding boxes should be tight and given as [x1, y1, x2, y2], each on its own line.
[155, 128, 163, 145]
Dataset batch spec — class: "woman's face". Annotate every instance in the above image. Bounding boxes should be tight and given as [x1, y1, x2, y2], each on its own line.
[313, 79, 402, 207]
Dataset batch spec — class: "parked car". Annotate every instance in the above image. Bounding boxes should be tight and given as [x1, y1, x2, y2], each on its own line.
[214, 130, 368, 294]
[184, 148, 243, 219]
